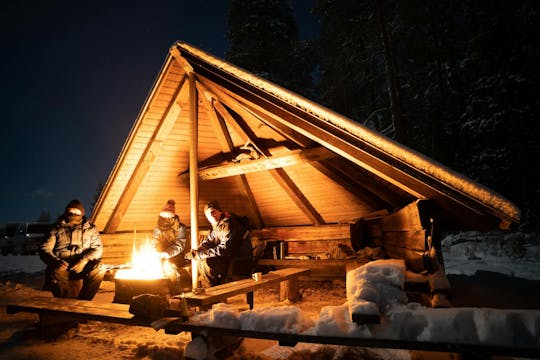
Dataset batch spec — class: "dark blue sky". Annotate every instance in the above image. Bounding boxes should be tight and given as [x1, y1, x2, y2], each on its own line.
[1, 1, 318, 224]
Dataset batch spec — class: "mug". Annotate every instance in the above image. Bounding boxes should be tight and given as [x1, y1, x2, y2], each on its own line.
[252, 272, 262, 281]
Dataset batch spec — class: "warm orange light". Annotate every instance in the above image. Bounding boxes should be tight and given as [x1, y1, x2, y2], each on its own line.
[114, 237, 169, 280]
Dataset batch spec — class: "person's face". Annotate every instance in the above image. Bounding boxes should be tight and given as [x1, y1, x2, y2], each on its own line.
[158, 212, 175, 229]
[66, 208, 83, 225]
[204, 207, 221, 226]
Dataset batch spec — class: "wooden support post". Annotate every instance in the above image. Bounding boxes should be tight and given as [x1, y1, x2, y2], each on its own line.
[189, 71, 199, 290]
[279, 278, 301, 302]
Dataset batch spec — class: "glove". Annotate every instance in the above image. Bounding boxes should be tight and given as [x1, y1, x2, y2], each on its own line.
[53, 258, 69, 270]
[158, 252, 170, 260]
[70, 259, 88, 273]
[185, 249, 197, 260]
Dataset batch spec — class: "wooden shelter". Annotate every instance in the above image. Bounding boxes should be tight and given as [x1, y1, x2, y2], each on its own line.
[90, 42, 520, 280]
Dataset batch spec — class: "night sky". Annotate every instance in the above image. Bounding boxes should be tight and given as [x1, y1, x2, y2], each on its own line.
[2, 1, 318, 224]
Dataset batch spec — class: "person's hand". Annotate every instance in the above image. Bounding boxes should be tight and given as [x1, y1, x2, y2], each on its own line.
[53, 258, 69, 270]
[158, 252, 170, 260]
[185, 249, 197, 260]
[70, 259, 88, 273]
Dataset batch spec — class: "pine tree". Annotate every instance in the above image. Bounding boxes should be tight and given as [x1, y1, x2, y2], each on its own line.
[226, 0, 314, 96]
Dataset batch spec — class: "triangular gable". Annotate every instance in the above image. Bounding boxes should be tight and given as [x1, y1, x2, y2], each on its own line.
[91, 41, 520, 234]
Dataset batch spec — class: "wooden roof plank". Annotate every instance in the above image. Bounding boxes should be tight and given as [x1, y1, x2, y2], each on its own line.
[103, 75, 188, 233]
[196, 80, 264, 228]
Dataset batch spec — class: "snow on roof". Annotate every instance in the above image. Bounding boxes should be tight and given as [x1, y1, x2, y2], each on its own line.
[174, 41, 520, 224]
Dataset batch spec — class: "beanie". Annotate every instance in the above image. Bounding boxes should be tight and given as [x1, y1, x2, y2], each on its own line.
[204, 201, 221, 213]
[65, 199, 85, 216]
[160, 199, 176, 217]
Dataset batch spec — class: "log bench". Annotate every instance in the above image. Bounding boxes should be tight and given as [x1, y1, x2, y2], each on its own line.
[178, 267, 310, 310]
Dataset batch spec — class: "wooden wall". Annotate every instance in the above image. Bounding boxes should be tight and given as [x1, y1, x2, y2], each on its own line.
[100, 200, 439, 277]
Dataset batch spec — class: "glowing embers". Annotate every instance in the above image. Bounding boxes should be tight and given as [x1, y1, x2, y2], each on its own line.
[115, 238, 173, 280]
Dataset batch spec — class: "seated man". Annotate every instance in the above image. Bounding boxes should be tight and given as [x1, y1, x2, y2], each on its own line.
[39, 199, 105, 300]
[152, 199, 191, 294]
[186, 201, 253, 287]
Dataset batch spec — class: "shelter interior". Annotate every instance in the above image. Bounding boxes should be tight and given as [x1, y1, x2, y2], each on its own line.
[91, 42, 520, 307]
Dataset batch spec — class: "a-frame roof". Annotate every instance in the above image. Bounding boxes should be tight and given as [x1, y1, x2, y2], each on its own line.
[90, 41, 520, 234]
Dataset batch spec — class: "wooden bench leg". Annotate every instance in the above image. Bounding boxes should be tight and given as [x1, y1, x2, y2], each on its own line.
[246, 291, 254, 310]
[279, 277, 301, 302]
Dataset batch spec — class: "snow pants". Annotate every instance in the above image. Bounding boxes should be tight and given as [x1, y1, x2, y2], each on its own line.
[45, 260, 106, 300]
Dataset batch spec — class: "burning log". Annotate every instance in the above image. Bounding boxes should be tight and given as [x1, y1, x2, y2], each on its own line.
[113, 237, 173, 304]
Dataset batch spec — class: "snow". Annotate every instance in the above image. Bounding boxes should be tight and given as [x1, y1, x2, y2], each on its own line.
[187, 257, 538, 352]
[178, 42, 521, 223]
[1, 233, 539, 359]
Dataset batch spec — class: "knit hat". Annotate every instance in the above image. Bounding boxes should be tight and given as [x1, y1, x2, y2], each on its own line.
[65, 199, 85, 216]
[160, 199, 176, 218]
[204, 201, 221, 213]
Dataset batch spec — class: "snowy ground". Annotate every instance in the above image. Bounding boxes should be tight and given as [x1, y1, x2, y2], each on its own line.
[0, 231, 539, 360]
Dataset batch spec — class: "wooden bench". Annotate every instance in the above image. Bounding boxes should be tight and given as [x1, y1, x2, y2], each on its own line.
[258, 258, 367, 280]
[152, 320, 540, 358]
[6, 296, 539, 358]
[179, 267, 310, 310]
[6, 295, 149, 327]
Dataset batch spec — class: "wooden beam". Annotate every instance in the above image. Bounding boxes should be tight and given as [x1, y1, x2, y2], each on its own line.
[321, 158, 406, 208]
[90, 55, 178, 226]
[103, 75, 188, 233]
[204, 91, 326, 225]
[196, 81, 264, 228]
[188, 71, 199, 290]
[308, 161, 389, 210]
[270, 167, 326, 225]
[200, 77, 425, 199]
[199, 147, 335, 180]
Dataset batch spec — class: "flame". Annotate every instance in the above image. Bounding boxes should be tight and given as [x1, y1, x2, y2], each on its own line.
[115, 237, 168, 280]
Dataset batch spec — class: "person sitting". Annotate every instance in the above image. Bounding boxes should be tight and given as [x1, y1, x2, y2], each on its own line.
[152, 199, 191, 294]
[186, 201, 253, 287]
[39, 199, 105, 300]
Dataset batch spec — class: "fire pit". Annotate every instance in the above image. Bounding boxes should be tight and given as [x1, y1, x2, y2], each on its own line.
[113, 276, 169, 304]
[112, 237, 173, 304]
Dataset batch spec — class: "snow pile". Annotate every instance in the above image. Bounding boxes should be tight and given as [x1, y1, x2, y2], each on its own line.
[208, 302, 241, 329]
[191, 302, 314, 334]
[240, 305, 314, 334]
[380, 304, 540, 347]
[442, 231, 540, 279]
[345, 259, 407, 319]
[189, 258, 539, 352]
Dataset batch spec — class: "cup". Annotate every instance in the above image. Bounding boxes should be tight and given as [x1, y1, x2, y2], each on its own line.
[252, 272, 262, 282]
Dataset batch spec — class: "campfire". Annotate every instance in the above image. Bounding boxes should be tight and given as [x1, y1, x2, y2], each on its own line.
[113, 238, 172, 304]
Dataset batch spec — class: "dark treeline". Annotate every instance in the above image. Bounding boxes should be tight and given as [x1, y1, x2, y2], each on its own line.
[226, 0, 540, 230]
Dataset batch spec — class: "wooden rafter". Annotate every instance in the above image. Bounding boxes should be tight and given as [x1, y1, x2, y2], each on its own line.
[270, 167, 326, 225]
[199, 147, 336, 180]
[307, 161, 388, 210]
[320, 158, 407, 209]
[201, 77, 425, 199]
[226, 99, 398, 210]
[196, 81, 264, 228]
[202, 84, 326, 225]
[103, 74, 188, 233]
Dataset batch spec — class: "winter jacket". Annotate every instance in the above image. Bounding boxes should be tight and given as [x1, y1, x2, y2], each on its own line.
[197, 213, 252, 259]
[152, 215, 188, 261]
[39, 217, 103, 266]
